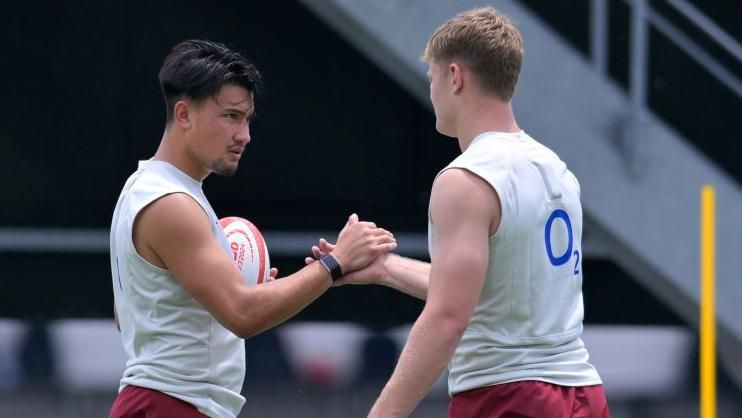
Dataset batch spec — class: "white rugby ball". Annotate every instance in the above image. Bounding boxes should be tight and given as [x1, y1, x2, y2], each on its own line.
[219, 217, 270, 286]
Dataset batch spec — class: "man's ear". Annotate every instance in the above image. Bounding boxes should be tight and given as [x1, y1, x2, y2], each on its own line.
[173, 100, 192, 130]
[449, 62, 464, 94]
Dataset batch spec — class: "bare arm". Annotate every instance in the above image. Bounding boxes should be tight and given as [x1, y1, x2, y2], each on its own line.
[368, 168, 501, 418]
[380, 255, 430, 300]
[135, 194, 396, 339]
[308, 244, 431, 300]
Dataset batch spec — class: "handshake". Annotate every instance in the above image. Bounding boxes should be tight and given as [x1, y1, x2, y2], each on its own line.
[303, 213, 395, 286]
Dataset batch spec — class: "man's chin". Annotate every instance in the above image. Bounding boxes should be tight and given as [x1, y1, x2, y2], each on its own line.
[212, 162, 239, 177]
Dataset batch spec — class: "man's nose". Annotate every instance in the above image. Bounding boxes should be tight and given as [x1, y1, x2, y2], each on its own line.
[236, 123, 251, 144]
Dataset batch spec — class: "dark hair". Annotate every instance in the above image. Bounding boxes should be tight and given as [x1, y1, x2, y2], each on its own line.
[158, 39, 262, 122]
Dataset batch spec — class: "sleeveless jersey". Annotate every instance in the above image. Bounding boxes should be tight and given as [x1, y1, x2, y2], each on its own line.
[428, 131, 602, 395]
[110, 160, 245, 418]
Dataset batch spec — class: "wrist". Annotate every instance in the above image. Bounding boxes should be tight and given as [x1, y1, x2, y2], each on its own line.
[377, 253, 396, 285]
[328, 250, 347, 273]
[319, 253, 343, 282]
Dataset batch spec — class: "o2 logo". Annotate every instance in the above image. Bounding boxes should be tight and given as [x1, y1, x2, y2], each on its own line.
[544, 209, 580, 275]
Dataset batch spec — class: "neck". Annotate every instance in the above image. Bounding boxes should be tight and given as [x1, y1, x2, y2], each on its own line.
[455, 98, 520, 152]
[152, 126, 209, 182]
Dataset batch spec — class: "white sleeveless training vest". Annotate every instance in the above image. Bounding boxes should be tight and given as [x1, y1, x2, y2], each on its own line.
[110, 160, 245, 418]
[428, 131, 602, 395]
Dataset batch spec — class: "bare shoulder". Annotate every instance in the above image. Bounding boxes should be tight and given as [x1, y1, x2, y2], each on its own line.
[138, 193, 210, 235]
[134, 193, 213, 267]
[431, 168, 501, 233]
[431, 168, 499, 213]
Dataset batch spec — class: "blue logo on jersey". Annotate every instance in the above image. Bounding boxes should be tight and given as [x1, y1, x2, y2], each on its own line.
[544, 209, 573, 267]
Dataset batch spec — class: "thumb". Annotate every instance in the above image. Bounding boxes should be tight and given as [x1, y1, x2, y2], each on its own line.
[319, 238, 336, 253]
[347, 213, 359, 225]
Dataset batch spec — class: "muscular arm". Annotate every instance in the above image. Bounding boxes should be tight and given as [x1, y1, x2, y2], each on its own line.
[136, 193, 394, 339]
[368, 168, 501, 418]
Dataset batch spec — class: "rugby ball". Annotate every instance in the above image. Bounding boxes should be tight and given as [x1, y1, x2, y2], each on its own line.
[219, 217, 270, 286]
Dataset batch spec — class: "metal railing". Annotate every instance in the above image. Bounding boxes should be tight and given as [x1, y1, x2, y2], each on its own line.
[0, 228, 431, 257]
[589, 0, 741, 177]
[591, 0, 742, 106]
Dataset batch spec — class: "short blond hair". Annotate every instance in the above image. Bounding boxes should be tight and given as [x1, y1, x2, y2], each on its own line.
[423, 7, 523, 101]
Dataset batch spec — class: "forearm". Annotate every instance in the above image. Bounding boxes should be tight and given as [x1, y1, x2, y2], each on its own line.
[382, 254, 430, 300]
[231, 262, 331, 338]
[368, 309, 463, 418]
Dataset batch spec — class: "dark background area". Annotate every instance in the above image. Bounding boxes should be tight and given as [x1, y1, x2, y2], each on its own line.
[1, 0, 739, 328]
[0, 0, 452, 230]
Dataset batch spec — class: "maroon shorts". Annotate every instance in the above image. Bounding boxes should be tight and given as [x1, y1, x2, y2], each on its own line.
[448, 380, 611, 418]
[109, 385, 208, 418]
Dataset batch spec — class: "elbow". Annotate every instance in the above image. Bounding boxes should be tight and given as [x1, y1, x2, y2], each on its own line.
[217, 288, 269, 339]
[443, 316, 470, 341]
[226, 305, 272, 339]
[225, 312, 263, 339]
[228, 320, 252, 339]
[234, 327, 258, 340]
[423, 307, 470, 342]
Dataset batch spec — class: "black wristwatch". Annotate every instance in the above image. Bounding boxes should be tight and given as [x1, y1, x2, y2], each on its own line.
[319, 253, 343, 281]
